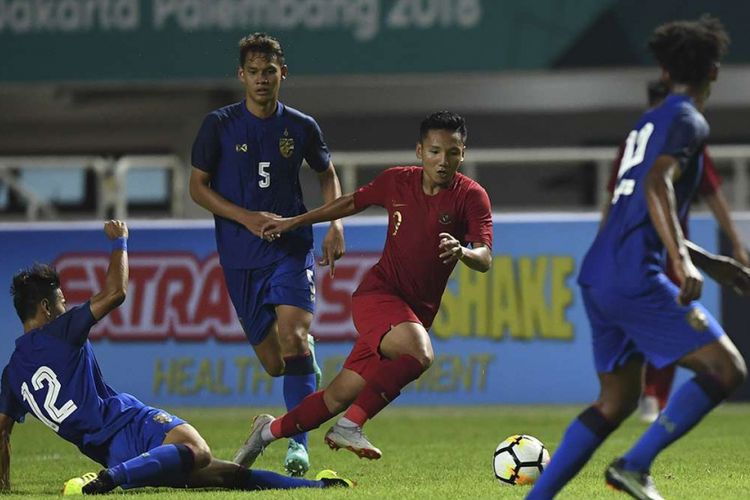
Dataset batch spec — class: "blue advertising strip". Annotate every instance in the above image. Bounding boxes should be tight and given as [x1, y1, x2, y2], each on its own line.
[0, 215, 719, 405]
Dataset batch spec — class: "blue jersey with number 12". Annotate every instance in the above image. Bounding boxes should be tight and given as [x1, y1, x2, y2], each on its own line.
[0, 303, 145, 464]
[579, 94, 709, 291]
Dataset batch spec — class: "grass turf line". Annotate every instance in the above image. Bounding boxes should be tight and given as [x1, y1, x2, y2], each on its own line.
[4, 405, 750, 499]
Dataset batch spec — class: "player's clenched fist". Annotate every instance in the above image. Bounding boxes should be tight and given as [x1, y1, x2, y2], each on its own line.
[104, 220, 128, 240]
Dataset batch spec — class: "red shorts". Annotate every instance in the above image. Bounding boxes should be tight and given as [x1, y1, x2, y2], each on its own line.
[342, 293, 422, 381]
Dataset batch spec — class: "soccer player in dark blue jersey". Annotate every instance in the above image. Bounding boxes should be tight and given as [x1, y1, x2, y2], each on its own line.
[529, 17, 750, 500]
[189, 33, 344, 476]
[0, 221, 352, 495]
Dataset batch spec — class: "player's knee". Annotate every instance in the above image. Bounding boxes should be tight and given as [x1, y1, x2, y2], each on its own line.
[187, 441, 212, 469]
[415, 350, 434, 369]
[278, 326, 310, 355]
[596, 396, 637, 424]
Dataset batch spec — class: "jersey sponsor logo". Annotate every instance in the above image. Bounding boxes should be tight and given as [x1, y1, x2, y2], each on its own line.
[279, 129, 294, 158]
[439, 213, 454, 225]
[54, 252, 378, 342]
[235, 143, 248, 153]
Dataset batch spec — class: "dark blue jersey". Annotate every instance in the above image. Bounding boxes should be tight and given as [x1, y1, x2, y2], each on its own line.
[579, 94, 709, 290]
[0, 304, 145, 464]
[191, 101, 331, 269]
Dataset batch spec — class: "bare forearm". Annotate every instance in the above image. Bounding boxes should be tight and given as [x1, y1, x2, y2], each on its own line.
[104, 249, 128, 303]
[292, 194, 360, 228]
[318, 165, 344, 228]
[189, 181, 252, 224]
[460, 246, 492, 272]
[646, 171, 687, 263]
[684, 240, 715, 270]
[705, 192, 744, 248]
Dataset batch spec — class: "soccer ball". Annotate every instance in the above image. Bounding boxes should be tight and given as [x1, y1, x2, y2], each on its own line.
[493, 434, 550, 486]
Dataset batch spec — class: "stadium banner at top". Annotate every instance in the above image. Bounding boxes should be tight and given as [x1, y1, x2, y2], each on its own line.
[2, 0, 749, 82]
[0, 0, 613, 82]
[0, 216, 719, 406]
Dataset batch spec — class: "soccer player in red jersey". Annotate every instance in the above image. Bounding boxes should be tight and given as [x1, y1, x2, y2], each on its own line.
[232, 111, 493, 467]
[603, 80, 749, 422]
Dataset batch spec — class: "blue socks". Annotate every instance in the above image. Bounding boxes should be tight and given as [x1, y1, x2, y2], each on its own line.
[621, 375, 726, 472]
[283, 353, 317, 448]
[239, 469, 324, 490]
[108, 444, 194, 489]
[528, 406, 616, 499]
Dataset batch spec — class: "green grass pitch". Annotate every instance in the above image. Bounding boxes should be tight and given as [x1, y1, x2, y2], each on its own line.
[5, 405, 750, 499]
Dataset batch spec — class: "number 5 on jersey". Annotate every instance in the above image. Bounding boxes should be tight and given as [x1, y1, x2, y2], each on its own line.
[258, 161, 271, 188]
[612, 122, 654, 204]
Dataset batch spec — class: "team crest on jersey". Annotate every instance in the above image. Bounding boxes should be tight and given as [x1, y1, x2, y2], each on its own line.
[279, 129, 294, 158]
[153, 412, 173, 424]
[686, 307, 708, 332]
[438, 213, 454, 225]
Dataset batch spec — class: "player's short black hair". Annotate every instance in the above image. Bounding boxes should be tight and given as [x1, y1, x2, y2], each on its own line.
[11, 263, 60, 323]
[648, 15, 730, 86]
[419, 111, 468, 144]
[647, 80, 670, 107]
[238, 32, 285, 67]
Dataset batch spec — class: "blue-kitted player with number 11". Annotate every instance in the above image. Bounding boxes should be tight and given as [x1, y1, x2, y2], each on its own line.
[189, 33, 345, 477]
[529, 16, 750, 500]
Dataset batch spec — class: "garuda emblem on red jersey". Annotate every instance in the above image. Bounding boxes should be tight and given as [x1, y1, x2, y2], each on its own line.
[439, 213, 454, 225]
[279, 129, 294, 158]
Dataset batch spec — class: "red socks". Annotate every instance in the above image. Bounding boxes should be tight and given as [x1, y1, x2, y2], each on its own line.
[343, 354, 425, 426]
[270, 391, 333, 438]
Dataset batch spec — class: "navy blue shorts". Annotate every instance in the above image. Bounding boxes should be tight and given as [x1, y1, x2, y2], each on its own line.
[582, 274, 724, 373]
[105, 406, 185, 467]
[223, 250, 316, 345]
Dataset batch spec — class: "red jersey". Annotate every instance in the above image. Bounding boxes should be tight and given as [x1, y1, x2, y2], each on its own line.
[352, 166, 493, 328]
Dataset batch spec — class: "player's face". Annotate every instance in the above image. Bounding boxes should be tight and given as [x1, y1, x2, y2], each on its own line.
[238, 54, 287, 106]
[416, 129, 465, 187]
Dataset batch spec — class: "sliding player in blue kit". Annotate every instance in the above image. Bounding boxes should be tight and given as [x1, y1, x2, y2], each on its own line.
[0, 221, 352, 495]
[189, 33, 345, 476]
[528, 16, 750, 500]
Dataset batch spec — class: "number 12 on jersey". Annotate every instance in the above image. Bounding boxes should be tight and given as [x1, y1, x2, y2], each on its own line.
[20, 366, 77, 432]
[612, 122, 654, 204]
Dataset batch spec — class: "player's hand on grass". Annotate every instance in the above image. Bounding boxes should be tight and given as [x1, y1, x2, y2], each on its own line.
[438, 232, 464, 264]
[104, 220, 128, 239]
[674, 258, 703, 305]
[319, 223, 345, 277]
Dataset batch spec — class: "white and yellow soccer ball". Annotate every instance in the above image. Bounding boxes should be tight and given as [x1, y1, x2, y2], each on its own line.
[493, 434, 551, 486]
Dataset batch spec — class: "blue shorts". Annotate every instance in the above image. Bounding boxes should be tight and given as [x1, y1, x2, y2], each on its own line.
[581, 274, 724, 373]
[223, 251, 316, 345]
[105, 406, 185, 467]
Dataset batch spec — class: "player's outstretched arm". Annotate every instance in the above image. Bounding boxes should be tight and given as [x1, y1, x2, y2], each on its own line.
[317, 163, 346, 276]
[89, 221, 129, 321]
[703, 190, 750, 266]
[645, 155, 703, 304]
[0, 414, 13, 492]
[685, 240, 750, 295]
[262, 193, 362, 239]
[189, 167, 278, 237]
